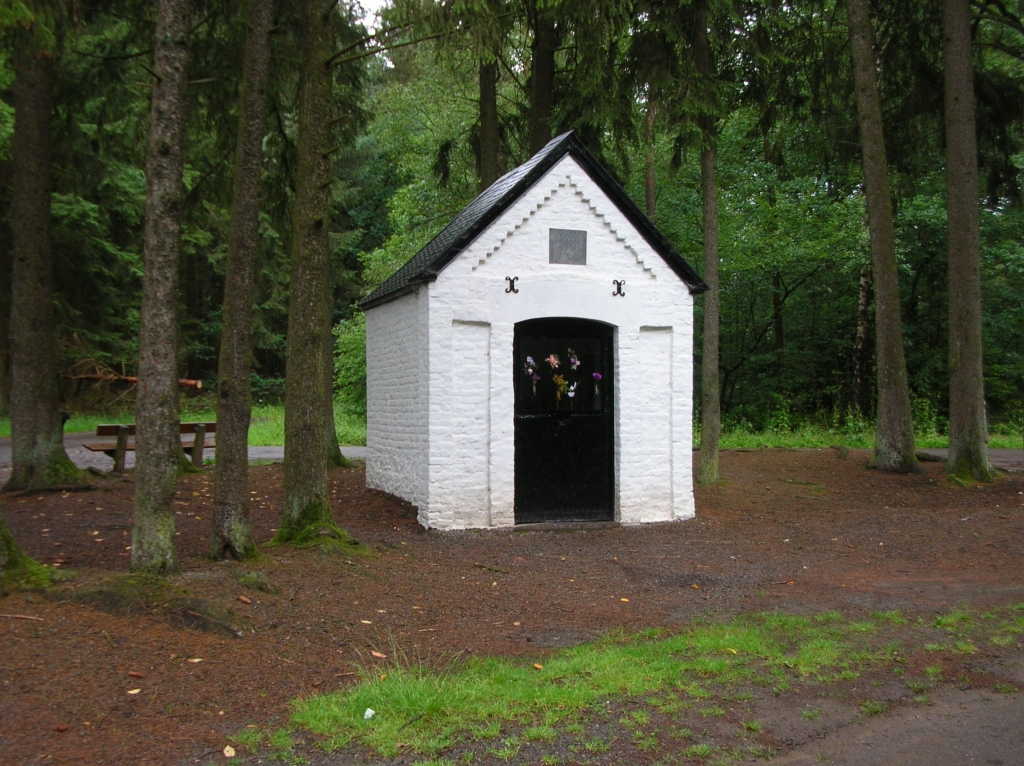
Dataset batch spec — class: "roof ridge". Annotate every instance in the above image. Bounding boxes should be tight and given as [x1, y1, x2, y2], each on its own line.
[360, 131, 706, 310]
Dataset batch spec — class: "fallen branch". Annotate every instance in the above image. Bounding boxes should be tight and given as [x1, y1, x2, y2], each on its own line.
[1, 613, 44, 621]
[70, 372, 202, 389]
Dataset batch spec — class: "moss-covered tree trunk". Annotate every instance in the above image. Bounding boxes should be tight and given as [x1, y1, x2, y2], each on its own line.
[1, 500, 47, 594]
[943, 0, 993, 481]
[279, 0, 335, 541]
[694, 3, 721, 485]
[212, 0, 273, 560]
[132, 0, 190, 574]
[846, 0, 918, 473]
[4, 48, 82, 493]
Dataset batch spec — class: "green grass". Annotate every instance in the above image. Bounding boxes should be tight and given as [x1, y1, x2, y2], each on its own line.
[288, 610, 908, 757]
[283, 605, 1024, 760]
[247, 404, 366, 447]
[708, 424, 1023, 451]
[0, 403, 367, 446]
[5, 410, 1018, 451]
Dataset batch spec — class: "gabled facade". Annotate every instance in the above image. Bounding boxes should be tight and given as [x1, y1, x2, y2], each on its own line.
[361, 132, 707, 530]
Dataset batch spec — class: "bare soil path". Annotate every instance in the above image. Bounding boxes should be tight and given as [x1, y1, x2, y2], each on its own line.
[1, 448, 1022, 765]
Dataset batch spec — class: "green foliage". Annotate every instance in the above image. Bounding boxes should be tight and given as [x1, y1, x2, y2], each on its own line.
[4, 0, 1022, 438]
[334, 313, 367, 417]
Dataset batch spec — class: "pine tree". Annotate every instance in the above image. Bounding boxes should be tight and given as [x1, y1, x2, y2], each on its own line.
[846, 0, 918, 472]
[212, 0, 274, 560]
[943, 0, 993, 481]
[132, 0, 191, 574]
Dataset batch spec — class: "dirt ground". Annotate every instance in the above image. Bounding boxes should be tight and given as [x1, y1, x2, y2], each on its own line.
[1, 448, 1022, 765]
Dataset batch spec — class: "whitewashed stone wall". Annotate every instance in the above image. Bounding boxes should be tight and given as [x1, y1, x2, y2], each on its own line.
[364, 288, 430, 521]
[367, 154, 695, 529]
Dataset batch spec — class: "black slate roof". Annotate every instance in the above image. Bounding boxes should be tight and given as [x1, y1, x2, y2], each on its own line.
[360, 131, 708, 309]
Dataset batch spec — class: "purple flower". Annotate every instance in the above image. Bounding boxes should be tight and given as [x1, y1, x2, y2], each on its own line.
[531, 371, 540, 381]
[592, 372, 603, 380]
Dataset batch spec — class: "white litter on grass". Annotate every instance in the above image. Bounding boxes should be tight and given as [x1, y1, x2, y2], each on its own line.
[364, 708, 375, 720]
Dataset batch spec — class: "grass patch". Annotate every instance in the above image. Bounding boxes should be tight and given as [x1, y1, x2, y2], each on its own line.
[8, 411, 1017, 450]
[247, 404, 365, 447]
[289, 611, 897, 756]
[697, 422, 1023, 451]
[283, 605, 1023, 760]
[4, 403, 367, 447]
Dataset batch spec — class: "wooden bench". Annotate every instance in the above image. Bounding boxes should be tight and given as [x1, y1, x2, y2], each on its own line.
[84, 422, 216, 474]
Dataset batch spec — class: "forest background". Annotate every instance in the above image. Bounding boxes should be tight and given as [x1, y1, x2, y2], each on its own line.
[0, 0, 1021, 447]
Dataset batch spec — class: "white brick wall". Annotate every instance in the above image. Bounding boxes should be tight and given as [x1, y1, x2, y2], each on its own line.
[366, 155, 696, 529]
[364, 288, 430, 524]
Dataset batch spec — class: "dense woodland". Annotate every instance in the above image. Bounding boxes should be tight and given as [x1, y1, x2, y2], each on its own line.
[0, 0, 1022, 573]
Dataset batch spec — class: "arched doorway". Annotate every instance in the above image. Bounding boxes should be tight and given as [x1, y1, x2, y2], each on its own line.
[513, 318, 614, 523]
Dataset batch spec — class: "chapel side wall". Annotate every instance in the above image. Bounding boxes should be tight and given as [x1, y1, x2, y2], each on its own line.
[365, 289, 429, 516]
[672, 290, 696, 520]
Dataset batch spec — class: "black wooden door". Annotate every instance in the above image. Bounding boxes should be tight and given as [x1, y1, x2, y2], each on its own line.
[514, 318, 614, 523]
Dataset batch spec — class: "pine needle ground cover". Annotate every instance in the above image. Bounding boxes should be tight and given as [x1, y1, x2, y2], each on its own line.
[2, 450, 1021, 765]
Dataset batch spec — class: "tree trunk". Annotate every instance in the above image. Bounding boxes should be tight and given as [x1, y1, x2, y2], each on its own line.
[479, 59, 500, 191]
[279, 0, 335, 541]
[694, 3, 721, 485]
[852, 263, 873, 416]
[0, 213, 12, 419]
[846, 0, 918, 473]
[696, 143, 721, 484]
[645, 95, 656, 220]
[0, 152, 10, 418]
[771, 270, 785, 381]
[527, 5, 557, 156]
[3, 52, 82, 493]
[943, 0, 993, 481]
[132, 0, 190, 574]
[324, 283, 351, 470]
[212, 0, 273, 561]
[1, 502, 45, 595]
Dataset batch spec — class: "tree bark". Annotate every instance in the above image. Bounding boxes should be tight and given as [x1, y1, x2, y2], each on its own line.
[694, 3, 721, 485]
[852, 263, 874, 416]
[1, 500, 45, 595]
[132, 0, 190, 574]
[645, 94, 656, 220]
[527, 4, 557, 156]
[212, 0, 273, 560]
[479, 59, 500, 191]
[324, 283, 351, 470]
[0, 216, 10, 419]
[846, 0, 918, 473]
[0, 155, 8, 418]
[3, 51, 82, 493]
[943, 0, 993, 481]
[696, 143, 721, 484]
[771, 270, 785, 381]
[279, 0, 335, 540]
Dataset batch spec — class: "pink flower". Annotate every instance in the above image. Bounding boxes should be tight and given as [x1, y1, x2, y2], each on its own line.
[546, 354, 560, 368]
